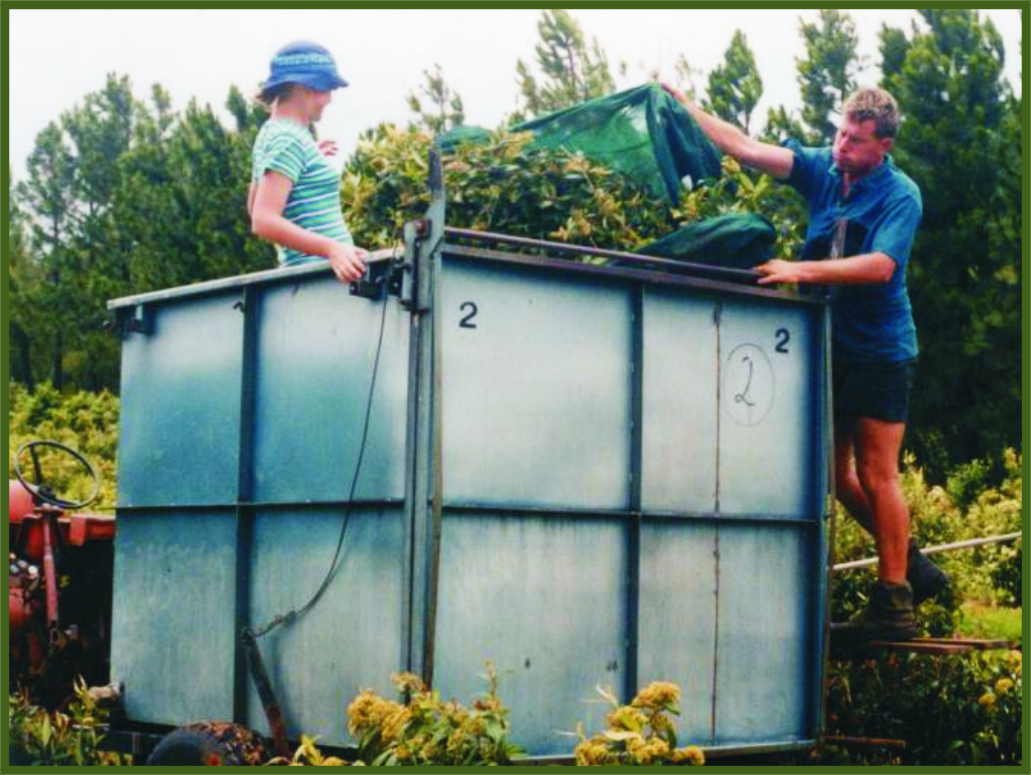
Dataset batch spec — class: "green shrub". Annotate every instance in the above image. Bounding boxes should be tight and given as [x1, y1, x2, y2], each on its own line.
[8, 381, 119, 510]
[823, 649, 1022, 766]
[8, 678, 130, 766]
[990, 544, 1022, 607]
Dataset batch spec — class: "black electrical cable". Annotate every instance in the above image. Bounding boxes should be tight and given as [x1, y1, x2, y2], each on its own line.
[248, 277, 392, 640]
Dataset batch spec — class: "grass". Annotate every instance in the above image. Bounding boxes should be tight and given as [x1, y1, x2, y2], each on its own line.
[957, 601, 1022, 642]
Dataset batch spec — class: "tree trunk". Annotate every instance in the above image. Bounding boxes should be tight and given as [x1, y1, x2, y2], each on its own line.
[10, 324, 35, 390]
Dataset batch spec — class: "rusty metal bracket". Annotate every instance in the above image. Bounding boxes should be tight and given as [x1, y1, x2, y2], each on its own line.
[241, 629, 291, 758]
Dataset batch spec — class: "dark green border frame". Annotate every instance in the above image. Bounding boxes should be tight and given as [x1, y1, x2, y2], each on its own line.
[2, 3, 1028, 773]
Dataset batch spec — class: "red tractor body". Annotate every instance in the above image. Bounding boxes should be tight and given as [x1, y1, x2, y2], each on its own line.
[9, 479, 116, 700]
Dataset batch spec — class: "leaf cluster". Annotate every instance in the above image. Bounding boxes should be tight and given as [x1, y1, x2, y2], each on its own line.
[268, 735, 349, 767]
[341, 124, 678, 252]
[823, 649, 1022, 765]
[8, 381, 120, 509]
[574, 682, 705, 766]
[346, 662, 523, 766]
[7, 677, 129, 766]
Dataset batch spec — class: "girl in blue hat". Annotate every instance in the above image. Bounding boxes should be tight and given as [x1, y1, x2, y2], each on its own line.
[248, 41, 368, 282]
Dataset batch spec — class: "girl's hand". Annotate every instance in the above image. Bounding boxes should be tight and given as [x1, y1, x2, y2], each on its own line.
[318, 139, 339, 157]
[327, 244, 368, 283]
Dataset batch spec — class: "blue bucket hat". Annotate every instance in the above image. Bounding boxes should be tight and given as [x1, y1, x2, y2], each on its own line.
[263, 41, 348, 92]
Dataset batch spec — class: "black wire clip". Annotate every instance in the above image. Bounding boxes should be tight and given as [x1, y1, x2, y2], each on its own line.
[349, 258, 405, 301]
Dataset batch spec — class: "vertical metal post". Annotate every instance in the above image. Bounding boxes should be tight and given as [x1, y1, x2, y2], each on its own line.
[624, 284, 644, 702]
[709, 299, 723, 741]
[233, 286, 258, 724]
[403, 150, 446, 686]
[814, 302, 836, 743]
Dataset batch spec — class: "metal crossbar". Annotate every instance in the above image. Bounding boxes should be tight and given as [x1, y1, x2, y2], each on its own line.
[832, 532, 1022, 572]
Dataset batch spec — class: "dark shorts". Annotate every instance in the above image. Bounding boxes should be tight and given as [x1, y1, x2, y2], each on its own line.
[832, 356, 917, 424]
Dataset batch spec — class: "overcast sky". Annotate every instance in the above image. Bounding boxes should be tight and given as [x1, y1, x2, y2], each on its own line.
[7, 8, 1024, 181]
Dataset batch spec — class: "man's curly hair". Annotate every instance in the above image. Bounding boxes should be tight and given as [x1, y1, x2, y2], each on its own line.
[843, 87, 901, 138]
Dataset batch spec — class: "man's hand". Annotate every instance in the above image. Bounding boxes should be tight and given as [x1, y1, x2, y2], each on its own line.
[755, 259, 805, 285]
[659, 81, 686, 104]
[327, 244, 368, 283]
[318, 139, 339, 157]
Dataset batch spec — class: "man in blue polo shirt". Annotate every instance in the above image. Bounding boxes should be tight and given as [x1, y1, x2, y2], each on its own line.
[662, 84, 948, 641]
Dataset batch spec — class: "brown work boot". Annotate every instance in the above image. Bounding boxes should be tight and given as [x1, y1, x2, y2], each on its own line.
[832, 580, 917, 643]
[908, 538, 950, 605]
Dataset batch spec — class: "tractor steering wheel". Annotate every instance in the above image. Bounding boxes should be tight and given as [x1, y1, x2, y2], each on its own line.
[13, 440, 100, 510]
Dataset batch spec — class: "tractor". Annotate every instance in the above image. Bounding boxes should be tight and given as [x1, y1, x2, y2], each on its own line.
[8, 441, 115, 706]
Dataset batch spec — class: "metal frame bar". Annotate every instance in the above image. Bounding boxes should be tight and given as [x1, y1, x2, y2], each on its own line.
[443, 243, 823, 305]
[443, 226, 762, 282]
[404, 151, 447, 685]
[233, 285, 259, 724]
[624, 284, 645, 702]
[812, 302, 835, 745]
[107, 249, 398, 310]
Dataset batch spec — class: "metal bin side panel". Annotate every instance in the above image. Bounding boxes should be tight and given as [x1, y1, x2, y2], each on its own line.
[717, 301, 814, 517]
[713, 523, 812, 744]
[252, 280, 408, 503]
[433, 513, 628, 757]
[116, 295, 243, 507]
[640, 290, 718, 514]
[440, 259, 631, 511]
[110, 511, 237, 724]
[245, 506, 405, 743]
[637, 520, 718, 745]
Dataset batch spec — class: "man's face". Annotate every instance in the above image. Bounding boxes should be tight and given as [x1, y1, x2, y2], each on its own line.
[832, 117, 893, 177]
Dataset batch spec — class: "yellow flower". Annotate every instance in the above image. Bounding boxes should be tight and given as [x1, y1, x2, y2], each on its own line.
[978, 692, 996, 709]
[606, 705, 647, 731]
[347, 690, 388, 737]
[574, 738, 613, 766]
[390, 671, 425, 694]
[1006, 650, 1022, 669]
[995, 678, 1014, 695]
[380, 706, 410, 743]
[671, 745, 706, 765]
[632, 681, 681, 711]
[631, 737, 669, 765]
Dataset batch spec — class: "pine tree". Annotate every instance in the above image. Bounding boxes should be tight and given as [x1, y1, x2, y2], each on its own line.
[407, 63, 465, 135]
[880, 9, 1018, 477]
[515, 9, 615, 119]
[705, 31, 763, 134]
[797, 10, 863, 145]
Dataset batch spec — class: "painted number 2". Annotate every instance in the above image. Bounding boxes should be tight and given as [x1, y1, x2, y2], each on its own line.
[459, 301, 478, 329]
[775, 327, 790, 354]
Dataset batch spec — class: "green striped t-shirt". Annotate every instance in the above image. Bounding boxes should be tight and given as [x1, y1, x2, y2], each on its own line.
[251, 118, 354, 266]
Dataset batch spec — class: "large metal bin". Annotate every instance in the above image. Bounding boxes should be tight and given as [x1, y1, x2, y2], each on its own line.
[108, 162, 833, 758]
